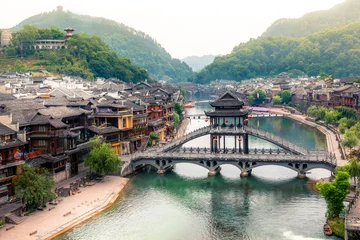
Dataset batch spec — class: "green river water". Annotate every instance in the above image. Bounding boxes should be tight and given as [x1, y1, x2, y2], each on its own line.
[59, 101, 340, 240]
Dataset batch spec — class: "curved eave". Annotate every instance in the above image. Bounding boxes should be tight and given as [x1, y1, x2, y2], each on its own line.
[209, 103, 244, 108]
[205, 110, 249, 117]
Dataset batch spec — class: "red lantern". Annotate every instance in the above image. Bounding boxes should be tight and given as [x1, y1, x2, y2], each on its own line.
[205, 119, 208, 122]
[238, 138, 242, 142]
[219, 136, 222, 139]
[244, 119, 248, 123]
[213, 138, 218, 142]
[250, 115, 253, 119]
[210, 119, 213, 123]
[225, 119, 229, 123]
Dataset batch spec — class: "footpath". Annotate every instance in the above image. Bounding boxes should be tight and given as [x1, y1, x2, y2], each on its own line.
[0, 176, 129, 240]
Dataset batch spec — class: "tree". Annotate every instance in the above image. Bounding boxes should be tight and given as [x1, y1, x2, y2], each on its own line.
[317, 171, 350, 218]
[280, 90, 291, 104]
[179, 85, 186, 100]
[15, 164, 56, 209]
[12, 59, 26, 72]
[307, 106, 318, 118]
[148, 132, 160, 147]
[316, 107, 327, 121]
[84, 137, 122, 176]
[272, 95, 282, 105]
[248, 89, 266, 105]
[342, 129, 359, 150]
[349, 158, 360, 186]
[338, 117, 357, 134]
[173, 112, 180, 129]
[324, 109, 340, 125]
[174, 102, 183, 118]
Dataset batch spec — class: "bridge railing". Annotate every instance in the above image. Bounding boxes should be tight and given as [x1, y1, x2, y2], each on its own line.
[161, 126, 211, 152]
[126, 151, 337, 166]
[244, 126, 310, 155]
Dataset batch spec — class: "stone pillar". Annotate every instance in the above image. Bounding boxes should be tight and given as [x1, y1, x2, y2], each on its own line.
[234, 136, 237, 153]
[223, 136, 226, 153]
[297, 171, 306, 179]
[210, 133, 213, 153]
[240, 169, 251, 178]
[244, 133, 249, 154]
[344, 228, 348, 240]
[208, 166, 221, 176]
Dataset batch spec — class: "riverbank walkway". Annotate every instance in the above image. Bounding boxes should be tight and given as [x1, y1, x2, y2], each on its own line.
[268, 108, 346, 166]
[0, 176, 129, 240]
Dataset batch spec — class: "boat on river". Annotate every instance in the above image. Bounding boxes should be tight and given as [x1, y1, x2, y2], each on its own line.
[183, 101, 195, 108]
[323, 223, 333, 236]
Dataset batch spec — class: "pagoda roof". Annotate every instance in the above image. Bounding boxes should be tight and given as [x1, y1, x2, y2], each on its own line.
[209, 91, 244, 108]
[205, 110, 248, 117]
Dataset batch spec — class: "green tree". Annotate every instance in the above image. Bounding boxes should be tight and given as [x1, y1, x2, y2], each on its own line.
[148, 132, 160, 147]
[307, 106, 318, 118]
[324, 109, 340, 125]
[342, 129, 359, 150]
[15, 164, 56, 209]
[173, 112, 180, 129]
[12, 59, 26, 72]
[349, 158, 360, 185]
[174, 102, 183, 118]
[272, 95, 282, 105]
[317, 171, 350, 218]
[84, 137, 122, 176]
[279, 90, 291, 104]
[338, 117, 357, 134]
[179, 86, 186, 100]
[248, 89, 266, 105]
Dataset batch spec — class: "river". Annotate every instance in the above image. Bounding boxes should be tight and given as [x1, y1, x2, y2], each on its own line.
[59, 100, 340, 240]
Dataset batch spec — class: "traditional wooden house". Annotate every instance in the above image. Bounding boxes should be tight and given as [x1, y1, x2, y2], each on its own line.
[0, 123, 25, 203]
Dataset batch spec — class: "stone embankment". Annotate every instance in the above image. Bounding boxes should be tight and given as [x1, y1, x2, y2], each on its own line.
[269, 108, 346, 166]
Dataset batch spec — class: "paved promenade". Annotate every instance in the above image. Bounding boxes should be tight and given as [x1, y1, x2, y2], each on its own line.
[0, 176, 129, 240]
[269, 108, 346, 166]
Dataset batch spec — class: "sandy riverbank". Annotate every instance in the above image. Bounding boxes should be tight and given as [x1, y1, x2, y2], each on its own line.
[0, 176, 129, 240]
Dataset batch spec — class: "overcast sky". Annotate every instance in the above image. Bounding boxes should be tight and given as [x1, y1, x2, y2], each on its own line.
[1, 0, 344, 58]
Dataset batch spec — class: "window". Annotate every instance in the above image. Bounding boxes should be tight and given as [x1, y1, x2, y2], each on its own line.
[123, 119, 127, 128]
[39, 126, 46, 132]
[38, 140, 46, 146]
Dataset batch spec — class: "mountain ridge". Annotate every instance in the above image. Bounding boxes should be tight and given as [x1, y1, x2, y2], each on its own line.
[13, 8, 193, 82]
[181, 55, 217, 72]
[262, 0, 360, 38]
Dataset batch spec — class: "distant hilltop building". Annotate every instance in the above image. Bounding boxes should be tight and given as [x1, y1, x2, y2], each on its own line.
[57, 5, 64, 12]
[22, 27, 75, 50]
[0, 29, 12, 49]
[64, 26, 75, 41]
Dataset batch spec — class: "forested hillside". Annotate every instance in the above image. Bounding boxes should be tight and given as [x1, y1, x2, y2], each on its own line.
[195, 22, 360, 83]
[262, 0, 360, 38]
[13, 9, 193, 82]
[1, 26, 149, 82]
[181, 55, 216, 72]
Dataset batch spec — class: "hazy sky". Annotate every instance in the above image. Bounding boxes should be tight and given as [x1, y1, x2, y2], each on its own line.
[1, 0, 344, 58]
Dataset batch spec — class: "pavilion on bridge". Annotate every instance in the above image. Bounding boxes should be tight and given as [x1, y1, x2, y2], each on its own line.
[205, 91, 250, 154]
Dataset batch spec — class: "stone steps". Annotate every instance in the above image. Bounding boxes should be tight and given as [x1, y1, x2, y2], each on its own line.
[5, 212, 24, 225]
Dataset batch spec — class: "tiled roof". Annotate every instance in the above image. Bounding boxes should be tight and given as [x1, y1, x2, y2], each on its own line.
[38, 106, 90, 119]
[88, 125, 121, 135]
[210, 91, 244, 108]
[0, 138, 25, 150]
[0, 122, 16, 135]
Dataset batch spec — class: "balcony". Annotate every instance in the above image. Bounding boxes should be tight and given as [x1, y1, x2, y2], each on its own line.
[0, 158, 24, 170]
[50, 147, 65, 156]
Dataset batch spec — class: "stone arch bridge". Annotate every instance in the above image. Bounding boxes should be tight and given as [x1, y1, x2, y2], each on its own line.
[121, 126, 337, 178]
